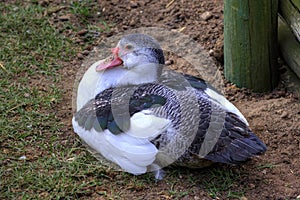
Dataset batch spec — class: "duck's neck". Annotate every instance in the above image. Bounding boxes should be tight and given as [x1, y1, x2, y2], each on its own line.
[94, 63, 161, 95]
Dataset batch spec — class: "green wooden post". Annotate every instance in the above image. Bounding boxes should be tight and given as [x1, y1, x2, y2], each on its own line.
[224, 0, 279, 92]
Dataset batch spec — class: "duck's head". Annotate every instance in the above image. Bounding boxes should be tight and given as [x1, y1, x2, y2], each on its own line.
[95, 34, 165, 87]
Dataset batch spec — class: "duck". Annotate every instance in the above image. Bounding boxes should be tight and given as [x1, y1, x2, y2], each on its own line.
[72, 33, 267, 179]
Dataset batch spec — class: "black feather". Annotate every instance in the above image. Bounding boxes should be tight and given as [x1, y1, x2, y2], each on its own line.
[92, 86, 167, 135]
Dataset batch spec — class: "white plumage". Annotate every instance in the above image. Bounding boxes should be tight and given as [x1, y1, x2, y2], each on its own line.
[72, 116, 158, 175]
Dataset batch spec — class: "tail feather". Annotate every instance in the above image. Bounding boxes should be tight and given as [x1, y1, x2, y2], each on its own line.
[206, 134, 267, 164]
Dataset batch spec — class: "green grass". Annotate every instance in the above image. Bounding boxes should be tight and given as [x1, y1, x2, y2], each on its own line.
[2, 151, 108, 199]
[0, 2, 71, 144]
[203, 168, 245, 199]
[0, 2, 107, 199]
[256, 163, 275, 169]
[70, 0, 96, 21]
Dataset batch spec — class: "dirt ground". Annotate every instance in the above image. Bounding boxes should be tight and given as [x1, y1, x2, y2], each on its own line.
[50, 0, 300, 199]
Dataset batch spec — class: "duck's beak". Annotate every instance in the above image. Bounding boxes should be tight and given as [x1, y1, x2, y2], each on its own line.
[95, 47, 123, 72]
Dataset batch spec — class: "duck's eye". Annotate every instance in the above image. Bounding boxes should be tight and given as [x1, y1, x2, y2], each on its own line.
[125, 44, 133, 50]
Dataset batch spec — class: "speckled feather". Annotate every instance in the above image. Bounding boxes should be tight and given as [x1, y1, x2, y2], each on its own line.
[74, 71, 267, 167]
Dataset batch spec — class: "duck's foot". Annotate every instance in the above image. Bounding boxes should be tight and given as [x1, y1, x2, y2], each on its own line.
[148, 163, 166, 181]
[153, 169, 166, 181]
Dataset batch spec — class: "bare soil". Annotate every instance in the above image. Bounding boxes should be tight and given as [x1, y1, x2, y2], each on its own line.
[45, 0, 300, 199]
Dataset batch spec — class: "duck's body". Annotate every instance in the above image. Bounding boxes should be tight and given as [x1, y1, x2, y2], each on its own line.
[72, 34, 266, 179]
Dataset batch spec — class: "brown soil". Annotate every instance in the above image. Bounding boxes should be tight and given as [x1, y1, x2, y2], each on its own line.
[44, 0, 300, 199]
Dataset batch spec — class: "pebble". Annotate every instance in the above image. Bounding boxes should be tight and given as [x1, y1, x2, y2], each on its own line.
[200, 11, 213, 21]
[77, 53, 84, 59]
[280, 111, 289, 119]
[19, 155, 26, 160]
[129, 19, 136, 27]
[130, 1, 138, 8]
[82, 50, 89, 56]
[165, 60, 173, 65]
[248, 183, 256, 189]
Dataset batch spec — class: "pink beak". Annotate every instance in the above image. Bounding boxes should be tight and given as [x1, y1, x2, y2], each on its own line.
[95, 47, 123, 72]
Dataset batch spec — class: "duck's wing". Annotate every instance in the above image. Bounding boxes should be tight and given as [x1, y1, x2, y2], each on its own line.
[158, 71, 266, 165]
[74, 86, 168, 134]
[72, 84, 171, 175]
[182, 77, 267, 165]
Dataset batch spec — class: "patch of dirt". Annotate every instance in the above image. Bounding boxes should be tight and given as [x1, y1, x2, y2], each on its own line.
[45, 0, 300, 199]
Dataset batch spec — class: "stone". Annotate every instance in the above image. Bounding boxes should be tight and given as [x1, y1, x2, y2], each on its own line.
[200, 11, 213, 21]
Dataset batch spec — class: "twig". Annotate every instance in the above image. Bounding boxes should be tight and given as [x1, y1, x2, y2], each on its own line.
[8, 103, 26, 112]
[166, 0, 175, 8]
[0, 62, 8, 73]
[178, 27, 186, 32]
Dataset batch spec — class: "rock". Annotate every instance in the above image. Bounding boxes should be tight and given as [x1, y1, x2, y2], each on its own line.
[130, 1, 138, 8]
[129, 19, 136, 27]
[280, 111, 289, 118]
[200, 11, 213, 21]
[77, 53, 84, 59]
[18, 155, 26, 160]
[248, 183, 256, 189]
[165, 60, 174, 65]
[82, 50, 89, 56]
